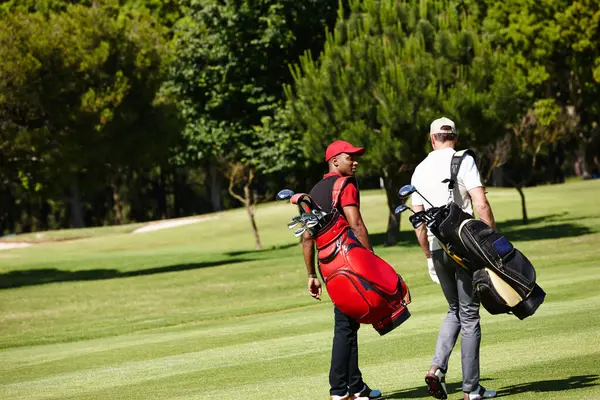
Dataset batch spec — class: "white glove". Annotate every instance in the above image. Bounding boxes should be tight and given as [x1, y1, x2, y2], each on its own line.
[427, 257, 440, 284]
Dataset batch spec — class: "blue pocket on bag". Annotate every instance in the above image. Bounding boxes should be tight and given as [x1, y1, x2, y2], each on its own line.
[492, 236, 513, 257]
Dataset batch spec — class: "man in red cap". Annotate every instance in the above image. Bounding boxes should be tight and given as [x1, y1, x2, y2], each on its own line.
[302, 140, 382, 400]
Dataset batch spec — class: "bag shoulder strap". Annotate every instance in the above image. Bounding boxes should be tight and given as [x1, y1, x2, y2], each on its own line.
[448, 149, 477, 203]
[331, 176, 357, 209]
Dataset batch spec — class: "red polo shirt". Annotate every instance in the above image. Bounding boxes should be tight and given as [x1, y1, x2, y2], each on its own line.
[322, 172, 360, 208]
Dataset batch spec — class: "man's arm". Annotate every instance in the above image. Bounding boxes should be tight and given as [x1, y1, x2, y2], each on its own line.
[302, 232, 321, 300]
[468, 187, 496, 230]
[412, 204, 431, 259]
[412, 204, 439, 283]
[343, 205, 372, 251]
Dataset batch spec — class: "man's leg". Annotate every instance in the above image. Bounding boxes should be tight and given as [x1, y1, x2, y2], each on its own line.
[346, 312, 363, 395]
[455, 267, 481, 393]
[426, 250, 461, 399]
[431, 250, 461, 371]
[330, 307, 361, 397]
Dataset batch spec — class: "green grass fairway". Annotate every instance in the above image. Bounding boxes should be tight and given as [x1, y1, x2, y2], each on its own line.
[2, 180, 600, 399]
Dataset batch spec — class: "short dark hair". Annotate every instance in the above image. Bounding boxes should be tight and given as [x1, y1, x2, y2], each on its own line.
[432, 132, 457, 142]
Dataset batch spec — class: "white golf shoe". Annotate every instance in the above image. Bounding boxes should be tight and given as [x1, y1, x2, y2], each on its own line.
[467, 385, 497, 400]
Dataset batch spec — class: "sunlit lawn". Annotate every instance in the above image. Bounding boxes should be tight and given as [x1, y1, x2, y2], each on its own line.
[1, 180, 600, 399]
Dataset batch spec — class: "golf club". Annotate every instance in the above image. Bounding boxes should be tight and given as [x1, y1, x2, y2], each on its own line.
[305, 219, 319, 228]
[394, 204, 413, 214]
[409, 212, 427, 229]
[293, 226, 307, 237]
[311, 209, 328, 218]
[395, 203, 429, 229]
[397, 184, 434, 208]
[276, 189, 295, 201]
[287, 216, 302, 229]
[398, 184, 417, 198]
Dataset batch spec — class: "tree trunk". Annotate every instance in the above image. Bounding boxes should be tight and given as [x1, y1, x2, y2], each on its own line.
[579, 141, 592, 179]
[112, 183, 123, 225]
[23, 202, 33, 232]
[243, 184, 261, 250]
[515, 185, 528, 225]
[157, 168, 167, 219]
[384, 187, 400, 246]
[209, 162, 223, 212]
[69, 182, 85, 228]
[40, 200, 51, 230]
[381, 167, 407, 246]
[228, 165, 262, 250]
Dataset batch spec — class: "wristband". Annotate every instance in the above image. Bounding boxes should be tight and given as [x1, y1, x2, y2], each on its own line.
[308, 274, 318, 278]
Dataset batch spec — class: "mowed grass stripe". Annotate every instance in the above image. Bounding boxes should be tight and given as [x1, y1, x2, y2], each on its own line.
[3, 264, 600, 377]
[4, 282, 600, 368]
[4, 327, 598, 400]
[1, 180, 600, 399]
[3, 292, 599, 391]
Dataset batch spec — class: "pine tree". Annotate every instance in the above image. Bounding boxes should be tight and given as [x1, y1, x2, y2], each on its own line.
[285, 0, 509, 244]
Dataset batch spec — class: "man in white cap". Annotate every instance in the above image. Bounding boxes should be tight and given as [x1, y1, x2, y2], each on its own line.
[410, 117, 497, 400]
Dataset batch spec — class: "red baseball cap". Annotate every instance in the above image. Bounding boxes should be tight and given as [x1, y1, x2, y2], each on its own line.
[325, 140, 365, 161]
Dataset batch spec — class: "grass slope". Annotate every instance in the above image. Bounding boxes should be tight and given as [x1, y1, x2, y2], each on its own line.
[1, 180, 600, 399]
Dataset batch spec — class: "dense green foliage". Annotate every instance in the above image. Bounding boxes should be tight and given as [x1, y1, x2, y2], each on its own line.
[0, 3, 178, 231]
[284, 0, 522, 240]
[0, 0, 599, 238]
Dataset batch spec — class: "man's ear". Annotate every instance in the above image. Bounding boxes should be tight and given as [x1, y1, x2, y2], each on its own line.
[332, 156, 339, 167]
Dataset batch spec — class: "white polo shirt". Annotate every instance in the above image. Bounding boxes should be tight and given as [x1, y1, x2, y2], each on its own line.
[410, 147, 483, 250]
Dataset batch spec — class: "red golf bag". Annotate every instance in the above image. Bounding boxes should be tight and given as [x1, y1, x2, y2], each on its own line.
[289, 177, 411, 336]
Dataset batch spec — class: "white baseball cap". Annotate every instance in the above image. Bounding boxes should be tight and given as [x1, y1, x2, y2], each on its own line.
[430, 117, 456, 136]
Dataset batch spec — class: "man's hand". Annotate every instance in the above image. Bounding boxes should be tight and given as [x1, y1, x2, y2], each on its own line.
[427, 257, 440, 284]
[308, 277, 322, 300]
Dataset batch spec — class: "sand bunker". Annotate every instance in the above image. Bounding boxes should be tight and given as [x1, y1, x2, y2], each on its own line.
[0, 242, 33, 251]
[132, 215, 219, 234]
[0, 215, 218, 249]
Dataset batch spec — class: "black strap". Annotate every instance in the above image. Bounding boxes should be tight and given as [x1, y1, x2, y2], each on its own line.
[446, 149, 476, 204]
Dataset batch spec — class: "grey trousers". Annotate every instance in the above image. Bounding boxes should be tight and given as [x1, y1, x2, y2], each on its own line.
[431, 249, 481, 393]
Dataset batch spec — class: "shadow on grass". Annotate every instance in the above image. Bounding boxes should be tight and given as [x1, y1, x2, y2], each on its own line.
[383, 378, 492, 399]
[0, 258, 251, 290]
[382, 382, 457, 399]
[383, 375, 599, 399]
[496, 213, 569, 230]
[497, 374, 599, 397]
[225, 241, 299, 257]
[230, 213, 596, 254]
[496, 212, 595, 241]
[377, 213, 595, 247]
[370, 231, 419, 247]
[500, 223, 594, 241]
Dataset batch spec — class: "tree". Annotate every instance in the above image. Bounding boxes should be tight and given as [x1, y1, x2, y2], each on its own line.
[484, 0, 600, 179]
[506, 99, 578, 223]
[0, 4, 174, 229]
[285, 0, 510, 244]
[165, 0, 340, 249]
